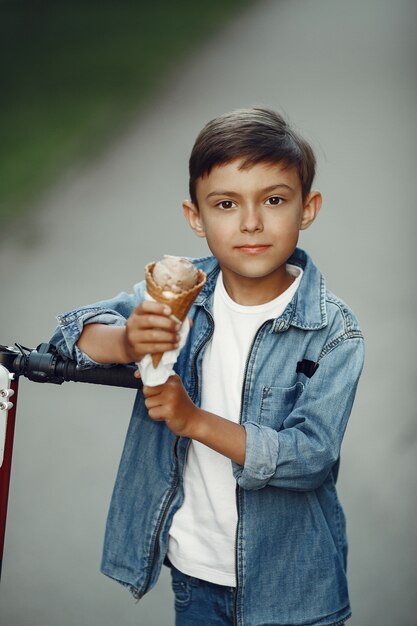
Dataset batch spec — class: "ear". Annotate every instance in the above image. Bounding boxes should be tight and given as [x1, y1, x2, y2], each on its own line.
[183, 200, 206, 238]
[300, 190, 322, 231]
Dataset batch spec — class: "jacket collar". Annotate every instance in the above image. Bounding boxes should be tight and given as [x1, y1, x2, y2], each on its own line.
[192, 247, 327, 332]
[274, 248, 327, 331]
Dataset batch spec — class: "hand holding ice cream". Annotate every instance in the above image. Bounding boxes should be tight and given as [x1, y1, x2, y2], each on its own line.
[140, 255, 206, 380]
[146, 255, 206, 366]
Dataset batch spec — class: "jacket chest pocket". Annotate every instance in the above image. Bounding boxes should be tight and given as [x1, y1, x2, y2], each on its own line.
[259, 382, 304, 430]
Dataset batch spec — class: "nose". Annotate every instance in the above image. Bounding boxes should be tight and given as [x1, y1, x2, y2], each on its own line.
[240, 206, 263, 233]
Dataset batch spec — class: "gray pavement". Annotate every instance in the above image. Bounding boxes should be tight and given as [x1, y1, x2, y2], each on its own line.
[1, 0, 416, 624]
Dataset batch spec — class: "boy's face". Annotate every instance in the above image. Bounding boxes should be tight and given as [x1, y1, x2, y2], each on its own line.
[184, 159, 321, 304]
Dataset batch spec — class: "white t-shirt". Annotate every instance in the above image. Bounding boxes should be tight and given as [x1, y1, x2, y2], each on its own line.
[167, 265, 303, 586]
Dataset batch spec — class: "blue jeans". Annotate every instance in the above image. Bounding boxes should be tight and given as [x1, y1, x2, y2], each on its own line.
[169, 563, 235, 626]
[169, 563, 347, 626]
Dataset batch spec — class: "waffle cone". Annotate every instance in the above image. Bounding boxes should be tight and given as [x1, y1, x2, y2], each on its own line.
[145, 262, 206, 367]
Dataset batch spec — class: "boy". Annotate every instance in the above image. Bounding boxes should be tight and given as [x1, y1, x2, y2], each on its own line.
[51, 108, 364, 626]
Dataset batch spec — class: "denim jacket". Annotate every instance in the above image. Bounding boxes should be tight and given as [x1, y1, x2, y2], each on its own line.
[51, 248, 364, 626]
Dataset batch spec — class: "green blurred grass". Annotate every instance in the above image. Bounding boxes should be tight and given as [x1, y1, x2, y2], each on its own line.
[0, 0, 248, 222]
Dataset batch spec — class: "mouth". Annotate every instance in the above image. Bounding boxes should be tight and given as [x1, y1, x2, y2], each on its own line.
[235, 244, 271, 255]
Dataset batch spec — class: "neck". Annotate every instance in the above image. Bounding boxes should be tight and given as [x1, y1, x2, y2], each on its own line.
[221, 268, 294, 306]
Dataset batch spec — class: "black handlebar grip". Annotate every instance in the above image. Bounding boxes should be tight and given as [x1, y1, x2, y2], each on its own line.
[57, 360, 142, 389]
[0, 344, 142, 390]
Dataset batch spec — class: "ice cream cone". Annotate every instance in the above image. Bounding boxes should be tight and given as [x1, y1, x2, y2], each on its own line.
[145, 262, 206, 367]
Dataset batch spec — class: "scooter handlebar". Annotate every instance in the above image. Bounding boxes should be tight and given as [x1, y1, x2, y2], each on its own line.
[0, 343, 142, 389]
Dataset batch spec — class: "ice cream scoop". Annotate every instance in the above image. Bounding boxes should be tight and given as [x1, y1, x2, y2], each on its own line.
[152, 255, 198, 297]
[145, 256, 206, 367]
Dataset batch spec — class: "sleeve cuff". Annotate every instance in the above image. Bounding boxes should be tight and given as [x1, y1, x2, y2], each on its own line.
[232, 422, 279, 490]
[55, 308, 126, 367]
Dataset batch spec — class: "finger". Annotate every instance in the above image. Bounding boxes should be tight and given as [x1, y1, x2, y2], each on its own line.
[135, 300, 172, 317]
[136, 313, 180, 332]
[144, 397, 169, 421]
[147, 407, 167, 421]
[144, 395, 159, 408]
[133, 335, 180, 353]
[138, 328, 180, 344]
[143, 384, 165, 397]
[137, 342, 179, 358]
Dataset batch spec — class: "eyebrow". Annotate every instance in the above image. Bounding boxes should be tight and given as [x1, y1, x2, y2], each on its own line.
[206, 184, 294, 200]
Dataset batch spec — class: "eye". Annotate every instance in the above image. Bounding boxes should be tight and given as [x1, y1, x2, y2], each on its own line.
[266, 196, 283, 206]
[216, 200, 236, 210]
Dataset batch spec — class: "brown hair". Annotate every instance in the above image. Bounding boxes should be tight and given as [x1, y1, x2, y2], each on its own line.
[189, 107, 316, 204]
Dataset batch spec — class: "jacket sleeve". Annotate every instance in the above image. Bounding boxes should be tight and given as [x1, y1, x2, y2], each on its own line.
[49, 282, 145, 367]
[232, 336, 364, 491]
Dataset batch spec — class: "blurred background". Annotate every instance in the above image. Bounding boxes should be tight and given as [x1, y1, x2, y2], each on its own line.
[0, 0, 416, 624]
